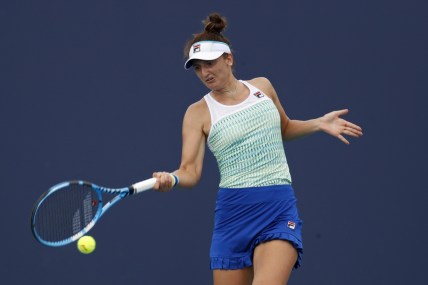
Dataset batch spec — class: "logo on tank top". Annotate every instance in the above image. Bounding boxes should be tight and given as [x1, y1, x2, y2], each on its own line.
[287, 221, 296, 230]
[253, 91, 264, 98]
[193, 44, 201, 53]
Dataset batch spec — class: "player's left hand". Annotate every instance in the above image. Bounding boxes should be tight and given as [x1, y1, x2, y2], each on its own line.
[319, 109, 363, 144]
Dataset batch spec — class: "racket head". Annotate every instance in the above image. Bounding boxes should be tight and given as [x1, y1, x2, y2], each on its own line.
[31, 181, 103, 247]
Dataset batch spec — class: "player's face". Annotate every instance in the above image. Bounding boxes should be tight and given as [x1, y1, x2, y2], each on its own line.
[192, 54, 233, 90]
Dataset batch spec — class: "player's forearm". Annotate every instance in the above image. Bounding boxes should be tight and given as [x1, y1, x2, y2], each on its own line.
[283, 118, 321, 141]
[173, 166, 201, 188]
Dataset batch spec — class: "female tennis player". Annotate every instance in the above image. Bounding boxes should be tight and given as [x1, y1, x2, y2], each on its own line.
[153, 13, 362, 285]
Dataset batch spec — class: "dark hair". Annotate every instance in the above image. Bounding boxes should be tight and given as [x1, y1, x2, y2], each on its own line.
[183, 13, 232, 58]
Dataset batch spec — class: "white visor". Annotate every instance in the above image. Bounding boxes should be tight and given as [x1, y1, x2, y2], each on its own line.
[184, 41, 231, 69]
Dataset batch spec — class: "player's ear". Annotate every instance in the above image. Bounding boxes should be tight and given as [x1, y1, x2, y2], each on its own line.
[224, 53, 233, 67]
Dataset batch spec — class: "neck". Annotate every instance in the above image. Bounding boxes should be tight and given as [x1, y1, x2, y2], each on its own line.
[212, 78, 240, 99]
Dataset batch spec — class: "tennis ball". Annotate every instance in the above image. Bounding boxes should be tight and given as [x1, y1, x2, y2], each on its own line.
[77, 235, 96, 254]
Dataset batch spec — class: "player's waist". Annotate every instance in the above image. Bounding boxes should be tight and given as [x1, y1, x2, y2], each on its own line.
[216, 184, 296, 206]
[218, 164, 292, 188]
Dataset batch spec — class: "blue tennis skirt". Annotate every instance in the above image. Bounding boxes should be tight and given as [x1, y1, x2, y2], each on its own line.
[210, 184, 303, 270]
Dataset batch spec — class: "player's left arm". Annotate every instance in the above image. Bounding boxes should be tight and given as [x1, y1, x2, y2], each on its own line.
[249, 77, 363, 144]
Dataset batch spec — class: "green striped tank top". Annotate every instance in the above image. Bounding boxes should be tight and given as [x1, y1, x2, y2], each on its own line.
[205, 80, 292, 188]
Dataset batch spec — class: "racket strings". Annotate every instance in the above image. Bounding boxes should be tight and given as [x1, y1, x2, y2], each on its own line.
[33, 184, 99, 243]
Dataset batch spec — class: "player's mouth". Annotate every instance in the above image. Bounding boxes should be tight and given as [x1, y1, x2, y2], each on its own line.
[205, 77, 215, 84]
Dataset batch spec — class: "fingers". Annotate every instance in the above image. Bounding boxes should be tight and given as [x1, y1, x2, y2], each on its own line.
[344, 121, 363, 133]
[343, 126, 363, 137]
[344, 120, 363, 135]
[335, 110, 363, 133]
[325, 109, 363, 144]
[337, 134, 350, 145]
[338, 124, 363, 144]
[335, 109, 349, 116]
[152, 172, 175, 192]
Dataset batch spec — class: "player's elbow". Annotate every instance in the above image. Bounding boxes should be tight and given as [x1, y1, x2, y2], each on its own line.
[177, 164, 202, 188]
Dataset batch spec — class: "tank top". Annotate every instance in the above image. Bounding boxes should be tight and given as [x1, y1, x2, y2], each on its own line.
[204, 80, 292, 188]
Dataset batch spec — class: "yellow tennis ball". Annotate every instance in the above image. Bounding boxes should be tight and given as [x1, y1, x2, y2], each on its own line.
[77, 235, 96, 254]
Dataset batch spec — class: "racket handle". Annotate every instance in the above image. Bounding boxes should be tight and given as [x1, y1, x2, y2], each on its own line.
[132, 178, 157, 194]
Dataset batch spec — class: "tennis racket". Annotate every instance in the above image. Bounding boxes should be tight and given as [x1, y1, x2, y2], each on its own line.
[30, 178, 157, 247]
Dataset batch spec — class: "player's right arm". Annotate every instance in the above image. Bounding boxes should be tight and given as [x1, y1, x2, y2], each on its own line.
[153, 99, 208, 190]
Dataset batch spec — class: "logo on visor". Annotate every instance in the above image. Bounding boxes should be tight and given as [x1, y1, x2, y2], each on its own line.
[193, 44, 201, 53]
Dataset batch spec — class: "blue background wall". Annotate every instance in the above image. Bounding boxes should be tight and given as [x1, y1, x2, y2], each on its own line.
[1, 0, 427, 284]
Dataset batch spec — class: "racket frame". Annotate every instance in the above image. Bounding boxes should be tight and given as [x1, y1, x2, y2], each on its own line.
[31, 178, 156, 247]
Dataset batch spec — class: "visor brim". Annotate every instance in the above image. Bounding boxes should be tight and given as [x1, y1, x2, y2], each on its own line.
[184, 51, 226, 69]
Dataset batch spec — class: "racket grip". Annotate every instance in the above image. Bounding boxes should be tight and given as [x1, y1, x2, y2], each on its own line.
[132, 178, 157, 193]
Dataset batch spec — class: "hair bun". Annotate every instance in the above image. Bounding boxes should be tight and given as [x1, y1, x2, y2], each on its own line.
[203, 13, 227, 34]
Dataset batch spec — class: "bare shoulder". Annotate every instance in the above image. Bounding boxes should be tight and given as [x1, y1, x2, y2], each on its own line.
[185, 98, 209, 118]
[247, 77, 276, 98]
[247, 77, 272, 87]
[183, 98, 210, 134]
